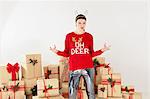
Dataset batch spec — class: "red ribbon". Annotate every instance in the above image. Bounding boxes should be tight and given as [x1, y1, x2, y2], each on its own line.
[7, 63, 20, 81]
[121, 87, 135, 93]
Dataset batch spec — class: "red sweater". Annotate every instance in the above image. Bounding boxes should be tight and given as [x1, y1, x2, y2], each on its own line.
[57, 32, 103, 71]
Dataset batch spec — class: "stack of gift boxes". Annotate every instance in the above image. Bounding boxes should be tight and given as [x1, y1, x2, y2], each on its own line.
[94, 57, 142, 99]
[0, 54, 142, 99]
[0, 54, 64, 99]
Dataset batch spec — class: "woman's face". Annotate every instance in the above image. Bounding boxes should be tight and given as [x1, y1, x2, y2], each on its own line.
[76, 19, 86, 31]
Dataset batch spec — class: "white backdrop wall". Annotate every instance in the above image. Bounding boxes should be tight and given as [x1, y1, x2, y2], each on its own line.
[0, 1, 149, 98]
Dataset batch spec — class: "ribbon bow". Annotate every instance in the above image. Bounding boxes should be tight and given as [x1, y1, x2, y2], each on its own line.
[107, 78, 116, 88]
[121, 86, 135, 93]
[45, 70, 51, 79]
[11, 82, 20, 92]
[2, 86, 8, 92]
[100, 87, 105, 92]
[29, 59, 38, 66]
[7, 63, 20, 81]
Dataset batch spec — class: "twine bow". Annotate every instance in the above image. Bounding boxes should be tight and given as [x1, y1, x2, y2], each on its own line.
[29, 59, 38, 66]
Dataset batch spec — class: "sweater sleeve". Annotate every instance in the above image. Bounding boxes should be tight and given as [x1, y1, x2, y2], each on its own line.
[89, 35, 104, 57]
[56, 34, 70, 57]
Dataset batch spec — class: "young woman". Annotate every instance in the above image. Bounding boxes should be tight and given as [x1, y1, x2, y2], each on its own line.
[50, 14, 110, 99]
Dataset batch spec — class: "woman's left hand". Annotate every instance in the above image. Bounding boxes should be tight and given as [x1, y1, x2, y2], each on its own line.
[101, 43, 111, 52]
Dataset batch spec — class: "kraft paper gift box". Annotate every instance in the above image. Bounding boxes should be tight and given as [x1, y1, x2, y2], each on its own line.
[122, 92, 142, 99]
[37, 79, 59, 97]
[97, 84, 108, 98]
[0, 64, 19, 85]
[59, 57, 69, 82]
[96, 64, 113, 86]
[44, 64, 59, 79]
[121, 85, 135, 94]
[8, 80, 25, 99]
[101, 73, 122, 97]
[22, 54, 42, 79]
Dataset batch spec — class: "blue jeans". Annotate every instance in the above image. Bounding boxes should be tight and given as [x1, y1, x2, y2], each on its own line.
[69, 68, 95, 99]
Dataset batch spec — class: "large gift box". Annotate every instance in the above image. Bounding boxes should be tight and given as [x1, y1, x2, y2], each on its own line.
[0, 63, 19, 85]
[43, 64, 59, 79]
[37, 79, 59, 97]
[122, 92, 142, 99]
[8, 80, 25, 99]
[97, 84, 108, 98]
[22, 54, 42, 79]
[101, 73, 122, 97]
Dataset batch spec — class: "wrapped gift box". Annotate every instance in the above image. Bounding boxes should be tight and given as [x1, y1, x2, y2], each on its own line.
[59, 57, 69, 85]
[101, 73, 122, 97]
[37, 79, 59, 97]
[43, 64, 59, 79]
[8, 80, 25, 99]
[22, 54, 42, 79]
[96, 64, 113, 86]
[0, 64, 19, 85]
[97, 84, 108, 98]
[122, 92, 142, 99]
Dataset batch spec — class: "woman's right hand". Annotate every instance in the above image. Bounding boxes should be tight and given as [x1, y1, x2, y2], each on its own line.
[50, 45, 58, 54]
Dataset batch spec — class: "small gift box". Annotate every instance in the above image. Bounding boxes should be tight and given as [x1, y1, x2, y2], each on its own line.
[37, 79, 59, 97]
[44, 64, 59, 79]
[33, 95, 65, 99]
[0, 63, 19, 85]
[8, 80, 25, 99]
[122, 92, 142, 99]
[107, 73, 122, 97]
[96, 63, 113, 85]
[97, 84, 108, 98]
[22, 54, 42, 79]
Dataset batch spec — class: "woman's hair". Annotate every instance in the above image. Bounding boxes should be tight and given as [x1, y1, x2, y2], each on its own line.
[75, 14, 86, 22]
